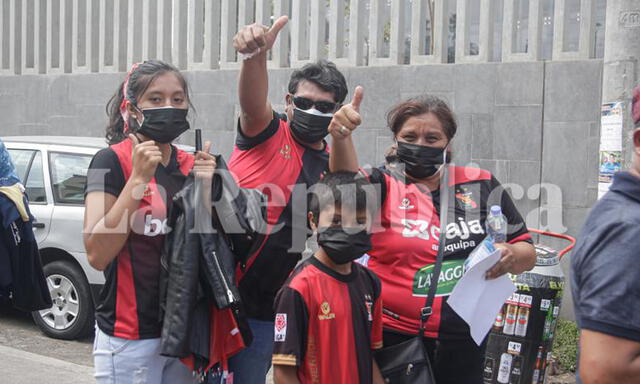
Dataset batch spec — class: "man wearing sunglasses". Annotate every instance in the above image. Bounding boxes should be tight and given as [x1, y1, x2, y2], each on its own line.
[225, 15, 349, 384]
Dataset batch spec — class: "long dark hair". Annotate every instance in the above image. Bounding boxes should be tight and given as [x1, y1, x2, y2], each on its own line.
[105, 60, 192, 144]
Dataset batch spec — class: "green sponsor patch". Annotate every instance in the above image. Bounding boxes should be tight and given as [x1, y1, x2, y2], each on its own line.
[412, 259, 465, 297]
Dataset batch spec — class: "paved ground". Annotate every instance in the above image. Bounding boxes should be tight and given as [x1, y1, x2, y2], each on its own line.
[0, 303, 275, 384]
[0, 304, 94, 384]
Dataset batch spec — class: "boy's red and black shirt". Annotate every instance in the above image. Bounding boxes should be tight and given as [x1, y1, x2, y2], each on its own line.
[273, 257, 383, 384]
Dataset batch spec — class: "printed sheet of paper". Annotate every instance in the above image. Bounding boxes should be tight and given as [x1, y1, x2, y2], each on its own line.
[449, 243, 516, 345]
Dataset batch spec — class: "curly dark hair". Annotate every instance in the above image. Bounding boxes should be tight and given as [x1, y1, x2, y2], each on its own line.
[105, 60, 191, 144]
[287, 60, 348, 104]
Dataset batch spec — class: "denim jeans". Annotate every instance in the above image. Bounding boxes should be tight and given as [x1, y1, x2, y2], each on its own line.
[221, 318, 275, 384]
[93, 326, 195, 384]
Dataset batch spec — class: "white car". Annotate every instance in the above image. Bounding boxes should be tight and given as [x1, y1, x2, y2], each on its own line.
[4, 136, 194, 340]
[4, 136, 106, 339]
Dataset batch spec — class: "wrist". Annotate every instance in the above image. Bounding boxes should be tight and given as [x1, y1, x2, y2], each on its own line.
[128, 175, 149, 200]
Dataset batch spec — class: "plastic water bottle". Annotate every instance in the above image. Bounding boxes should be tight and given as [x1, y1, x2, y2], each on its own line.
[486, 205, 507, 243]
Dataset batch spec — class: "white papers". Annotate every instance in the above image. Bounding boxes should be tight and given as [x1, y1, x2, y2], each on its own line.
[598, 102, 624, 199]
[448, 239, 516, 345]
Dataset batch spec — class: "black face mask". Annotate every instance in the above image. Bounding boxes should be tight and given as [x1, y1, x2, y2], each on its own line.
[135, 107, 190, 144]
[290, 108, 333, 144]
[317, 226, 372, 265]
[396, 141, 449, 179]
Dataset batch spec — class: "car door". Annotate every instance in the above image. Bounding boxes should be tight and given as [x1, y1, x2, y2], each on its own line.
[6, 147, 54, 244]
[47, 150, 94, 254]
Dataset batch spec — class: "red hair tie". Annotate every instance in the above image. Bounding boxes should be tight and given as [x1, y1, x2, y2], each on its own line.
[120, 62, 143, 134]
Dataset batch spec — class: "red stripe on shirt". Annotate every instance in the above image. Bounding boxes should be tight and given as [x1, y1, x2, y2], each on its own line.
[113, 246, 139, 338]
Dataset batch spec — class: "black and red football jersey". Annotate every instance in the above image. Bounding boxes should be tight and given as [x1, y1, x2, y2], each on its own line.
[363, 165, 532, 340]
[86, 138, 194, 339]
[272, 257, 383, 384]
[228, 113, 329, 320]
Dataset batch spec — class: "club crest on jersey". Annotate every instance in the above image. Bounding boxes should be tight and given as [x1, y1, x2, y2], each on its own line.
[280, 144, 292, 159]
[399, 197, 414, 210]
[364, 294, 374, 321]
[455, 188, 477, 209]
[274, 313, 287, 342]
[318, 301, 336, 320]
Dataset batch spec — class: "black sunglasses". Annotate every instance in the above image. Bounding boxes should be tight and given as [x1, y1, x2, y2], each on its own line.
[291, 95, 339, 114]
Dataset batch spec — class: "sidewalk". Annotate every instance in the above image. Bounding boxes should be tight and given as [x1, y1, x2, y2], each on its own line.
[0, 344, 93, 384]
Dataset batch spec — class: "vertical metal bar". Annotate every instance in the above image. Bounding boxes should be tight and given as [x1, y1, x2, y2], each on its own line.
[309, 0, 325, 62]
[255, 0, 270, 25]
[455, 0, 469, 59]
[291, 0, 309, 64]
[220, 0, 238, 66]
[238, 0, 255, 26]
[410, 0, 427, 59]
[271, 0, 290, 68]
[388, 0, 406, 64]
[348, 0, 366, 66]
[203, 0, 220, 69]
[329, 0, 345, 59]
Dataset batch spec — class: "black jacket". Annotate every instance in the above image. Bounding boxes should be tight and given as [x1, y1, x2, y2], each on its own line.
[160, 156, 267, 361]
[0, 192, 51, 311]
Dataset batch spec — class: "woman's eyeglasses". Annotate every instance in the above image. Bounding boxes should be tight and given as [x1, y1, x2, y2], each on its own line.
[291, 95, 339, 114]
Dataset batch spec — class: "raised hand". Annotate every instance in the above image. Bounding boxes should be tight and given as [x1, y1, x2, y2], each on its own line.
[328, 86, 364, 140]
[129, 134, 161, 184]
[233, 15, 289, 55]
[193, 140, 216, 181]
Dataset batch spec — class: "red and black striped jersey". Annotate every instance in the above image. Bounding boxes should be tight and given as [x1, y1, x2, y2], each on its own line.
[85, 138, 194, 339]
[363, 165, 532, 340]
[228, 113, 329, 320]
[273, 257, 383, 384]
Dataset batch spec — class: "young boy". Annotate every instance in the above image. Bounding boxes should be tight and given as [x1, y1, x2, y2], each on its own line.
[272, 172, 384, 384]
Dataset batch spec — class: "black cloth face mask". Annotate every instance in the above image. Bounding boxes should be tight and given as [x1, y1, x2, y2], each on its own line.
[135, 107, 190, 144]
[317, 226, 372, 265]
[396, 141, 449, 179]
[290, 107, 333, 144]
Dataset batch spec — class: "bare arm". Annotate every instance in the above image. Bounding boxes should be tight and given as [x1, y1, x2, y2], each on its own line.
[83, 135, 161, 271]
[234, 16, 288, 138]
[83, 182, 144, 271]
[372, 360, 385, 384]
[486, 241, 536, 279]
[580, 329, 640, 384]
[273, 365, 301, 384]
[328, 86, 363, 173]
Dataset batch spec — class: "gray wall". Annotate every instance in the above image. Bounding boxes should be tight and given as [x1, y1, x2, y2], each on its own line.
[0, 60, 603, 318]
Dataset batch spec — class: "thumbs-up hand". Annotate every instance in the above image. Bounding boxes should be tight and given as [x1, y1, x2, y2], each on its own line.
[233, 15, 289, 56]
[328, 86, 364, 140]
[129, 134, 162, 184]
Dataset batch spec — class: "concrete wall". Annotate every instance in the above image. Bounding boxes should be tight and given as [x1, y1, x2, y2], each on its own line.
[0, 60, 603, 318]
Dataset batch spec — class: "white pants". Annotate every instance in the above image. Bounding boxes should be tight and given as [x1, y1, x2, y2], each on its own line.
[93, 326, 195, 384]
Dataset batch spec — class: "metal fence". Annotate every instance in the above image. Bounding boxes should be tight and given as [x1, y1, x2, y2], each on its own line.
[0, 0, 605, 75]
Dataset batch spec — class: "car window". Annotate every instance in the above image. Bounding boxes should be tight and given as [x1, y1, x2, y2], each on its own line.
[7, 149, 34, 183]
[49, 152, 93, 205]
[25, 151, 47, 203]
